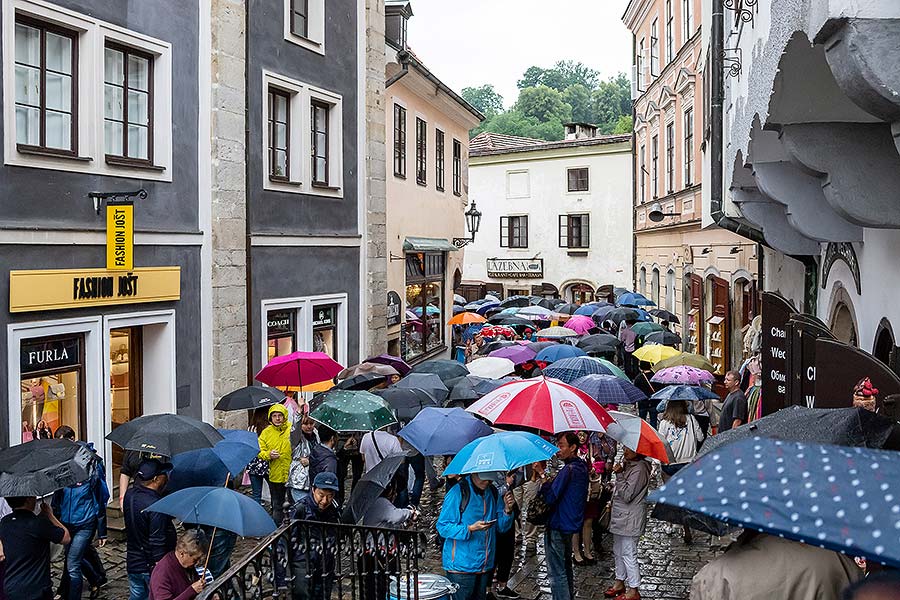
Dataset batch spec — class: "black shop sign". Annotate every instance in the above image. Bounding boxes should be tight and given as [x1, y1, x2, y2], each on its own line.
[267, 310, 295, 337]
[313, 306, 336, 328]
[760, 292, 795, 415]
[21, 336, 81, 374]
[787, 315, 834, 409]
[387, 291, 402, 327]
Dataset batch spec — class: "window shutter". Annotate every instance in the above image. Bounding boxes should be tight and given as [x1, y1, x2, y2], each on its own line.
[522, 216, 529, 247]
[500, 216, 509, 248]
[582, 215, 590, 247]
[559, 215, 568, 248]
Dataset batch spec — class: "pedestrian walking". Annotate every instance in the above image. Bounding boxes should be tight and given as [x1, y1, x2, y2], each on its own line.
[290, 472, 341, 600]
[123, 459, 177, 600]
[308, 426, 338, 482]
[719, 370, 748, 434]
[246, 407, 272, 507]
[491, 471, 521, 599]
[0, 496, 70, 600]
[657, 400, 704, 543]
[287, 415, 319, 504]
[360, 427, 402, 473]
[633, 365, 658, 429]
[540, 432, 589, 600]
[360, 477, 416, 600]
[51, 426, 109, 600]
[514, 461, 546, 552]
[257, 404, 292, 524]
[604, 448, 651, 600]
[148, 529, 209, 600]
[335, 432, 363, 506]
[436, 472, 515, 600]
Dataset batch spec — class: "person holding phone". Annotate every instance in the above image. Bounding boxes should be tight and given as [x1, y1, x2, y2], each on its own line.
[436, 471, 515, 600]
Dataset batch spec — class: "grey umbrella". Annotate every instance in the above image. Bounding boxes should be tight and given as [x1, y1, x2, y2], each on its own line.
[392, 373, 449, 402]
[0, 439, 95, 497]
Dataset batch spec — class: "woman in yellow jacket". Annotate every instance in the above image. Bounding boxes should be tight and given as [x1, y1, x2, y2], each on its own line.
[257, 403, 292, 524]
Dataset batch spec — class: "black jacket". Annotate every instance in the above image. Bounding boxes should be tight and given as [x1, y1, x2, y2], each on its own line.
[308, 443, 338, 481]
[123, 484, 176, 574]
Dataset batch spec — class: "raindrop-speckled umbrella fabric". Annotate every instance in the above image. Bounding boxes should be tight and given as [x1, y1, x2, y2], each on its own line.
[308, 390, 397, 432]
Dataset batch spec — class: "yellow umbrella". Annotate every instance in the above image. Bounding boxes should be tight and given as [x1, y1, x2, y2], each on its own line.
[447, 312, 487, 326]
[633, 344, 681, 364]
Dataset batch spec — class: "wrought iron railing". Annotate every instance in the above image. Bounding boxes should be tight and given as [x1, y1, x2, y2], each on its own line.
[197, 519, 426, 600]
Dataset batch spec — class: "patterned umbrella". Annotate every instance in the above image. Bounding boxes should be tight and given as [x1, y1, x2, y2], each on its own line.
[467, 377, 615, 433]
[480, 325, 517, 339]
[651, 366, 715, 386]
[650, 384, 720, 402]
[447, 312, 487, 326]
[631, 322, 665, 337]
[536, 326, 579, 339]
[649, 438, 900, 568]
[535, 344, 586, 363]
[633, 344, 681, 364]
[605, 410, 673, 463]
[467, 357, 517, 379]
[652, 352, 716, 373]
[565, 315, 597, 335]
[308, 390, 396, 432]
[543, 356, 627, 383]
[489, 345, 537, 365]
[570, 374, 647, 405]
[255, 351, 344, 389]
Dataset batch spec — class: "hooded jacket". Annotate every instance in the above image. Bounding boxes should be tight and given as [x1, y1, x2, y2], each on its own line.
[52, 442, 110, 537]
[257, 404, 292, 483]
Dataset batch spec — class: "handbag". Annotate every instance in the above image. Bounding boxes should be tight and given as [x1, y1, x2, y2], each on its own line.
[597, 503, 612, 532]
[525, 476, 554, 526]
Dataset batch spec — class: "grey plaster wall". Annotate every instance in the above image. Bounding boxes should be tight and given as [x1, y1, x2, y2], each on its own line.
[0, 243, 203, 447]
[246, 0, 359, 235]
[248, 245, 361, 375]
[0, 1, 200, 232]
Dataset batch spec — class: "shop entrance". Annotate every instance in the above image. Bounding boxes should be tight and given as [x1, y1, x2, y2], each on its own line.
[20, 334, 86, 441]
[109, 327, 144, 480]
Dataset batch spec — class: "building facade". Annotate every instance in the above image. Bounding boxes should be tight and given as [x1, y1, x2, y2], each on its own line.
[384, 1, 482, 363]
[625, 0, 758, 376]
[464, 127, 633, 303]
[709, 0, 900, 368]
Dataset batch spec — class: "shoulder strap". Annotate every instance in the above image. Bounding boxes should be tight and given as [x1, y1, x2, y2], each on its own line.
[371, 433, 384, 460]
[458, 478, 471, 516]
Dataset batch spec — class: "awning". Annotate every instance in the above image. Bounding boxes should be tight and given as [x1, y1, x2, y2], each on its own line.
[403, 237, 459, 252]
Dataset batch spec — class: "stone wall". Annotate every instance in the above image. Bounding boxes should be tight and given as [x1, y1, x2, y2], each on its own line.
[365, 0, 389, 357]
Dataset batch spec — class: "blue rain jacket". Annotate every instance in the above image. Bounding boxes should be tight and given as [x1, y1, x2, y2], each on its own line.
[52, 442, 110, 537]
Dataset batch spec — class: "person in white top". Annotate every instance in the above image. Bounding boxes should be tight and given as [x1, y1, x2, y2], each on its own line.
[657, 400, 705, 543]
[359, 428, 402, 474]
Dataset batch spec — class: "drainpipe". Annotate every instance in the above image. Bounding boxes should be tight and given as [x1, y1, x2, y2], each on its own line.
[385, 50, 410, 88]
[631, 34, 638, 294]
[709, 0, 818, 314]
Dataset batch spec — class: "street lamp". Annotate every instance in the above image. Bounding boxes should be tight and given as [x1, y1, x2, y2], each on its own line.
[648, 201, 679, 223]
[453, 201, 482, 248]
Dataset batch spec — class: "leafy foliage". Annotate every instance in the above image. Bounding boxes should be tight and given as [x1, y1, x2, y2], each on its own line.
[471, 62, 632, 141]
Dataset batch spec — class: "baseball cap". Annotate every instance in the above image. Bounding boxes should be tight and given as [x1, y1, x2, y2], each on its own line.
[135, 458, 174, 481]
[313, 472, 339, 491]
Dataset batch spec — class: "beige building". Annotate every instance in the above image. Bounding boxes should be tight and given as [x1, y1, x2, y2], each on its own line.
[384, 1, 483, 363]
[624, 0, 757, 375]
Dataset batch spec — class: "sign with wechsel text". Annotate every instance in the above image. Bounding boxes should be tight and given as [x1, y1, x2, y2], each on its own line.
[10, 267, 181, 313]
[106, 203, 134, 271]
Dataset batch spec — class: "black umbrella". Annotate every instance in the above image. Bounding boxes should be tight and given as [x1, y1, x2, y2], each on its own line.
[555, 303, 580, 315]
[643, 331, 682, 347]
[349, 452, 409, 522]
[527, 341, 560, 353]
[577, 333, 621, 351]
[336, 373, 385, 391]
[392, 373, 449, 402]
[375, 388, 439, 421]
[649, 309, 680, 324]
[536, 298, 557, 310]
[107, 414, 224, 457]
[606, 308, 640, 324]
[0, 439, 96, 497]
[477, 340, 518, 355]
[214, 385, 283, 411]
[500, 296, 530, 308]
[409, 359, 469, 385]
[448, 375, 510, 404]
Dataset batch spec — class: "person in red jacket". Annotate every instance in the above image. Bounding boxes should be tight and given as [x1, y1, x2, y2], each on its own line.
[149, 529, 209, 600]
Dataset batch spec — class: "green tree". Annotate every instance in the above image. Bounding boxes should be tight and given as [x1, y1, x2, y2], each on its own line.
[562, 84, 593, 123]
[592, 73, 632, 133]
[612, 115, 634, 134]
[517, 66, 547, 90]
[517, 61, 600, 92]
[461, 84, 504, 118]
[515, 85, 572, 124]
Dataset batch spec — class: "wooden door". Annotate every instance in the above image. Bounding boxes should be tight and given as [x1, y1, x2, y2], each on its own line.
[689, 274, 703, 353]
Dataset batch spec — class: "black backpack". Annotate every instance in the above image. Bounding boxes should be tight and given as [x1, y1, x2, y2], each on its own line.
[433, 477, 497, 550]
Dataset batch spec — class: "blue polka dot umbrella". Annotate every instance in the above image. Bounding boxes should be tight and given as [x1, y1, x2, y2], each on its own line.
[649, 437, 900, 568]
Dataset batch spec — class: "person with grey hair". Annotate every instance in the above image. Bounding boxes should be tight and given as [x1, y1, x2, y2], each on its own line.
[149, 529, 209, 600]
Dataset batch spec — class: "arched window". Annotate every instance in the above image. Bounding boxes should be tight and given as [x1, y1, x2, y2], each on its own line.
[831, 302, 858, 348]
[651, 268, 660, 307]
[873, 318, 895, 367]
[639, 267, 647, 296]
[666, 269, 676, 312]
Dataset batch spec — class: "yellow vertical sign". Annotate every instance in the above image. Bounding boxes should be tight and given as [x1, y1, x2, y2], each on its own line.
[106, 203, 133, 271]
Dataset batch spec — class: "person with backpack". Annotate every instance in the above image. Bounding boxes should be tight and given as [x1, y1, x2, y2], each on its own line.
[436, 472, 515, 600]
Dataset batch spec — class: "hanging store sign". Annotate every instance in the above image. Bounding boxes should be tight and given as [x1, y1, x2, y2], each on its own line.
[760, 292, 796, 416]
[486, 258, 543, 279]
[106, 203, 134, 271]
[387, 291, 402, 327]
[10, 267, 181, 313]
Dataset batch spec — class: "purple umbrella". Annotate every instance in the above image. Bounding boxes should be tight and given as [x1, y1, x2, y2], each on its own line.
[651, 365, 715, 386]
[488, 345, 537, 365]
[365, 354, 412, 376]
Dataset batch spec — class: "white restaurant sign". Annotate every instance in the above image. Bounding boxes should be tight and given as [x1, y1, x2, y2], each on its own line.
[486, 258, 544, 279]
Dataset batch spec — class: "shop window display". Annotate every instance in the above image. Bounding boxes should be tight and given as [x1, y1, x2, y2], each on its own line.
[20, 335, 84, 440]
[404, 252, 446, 362]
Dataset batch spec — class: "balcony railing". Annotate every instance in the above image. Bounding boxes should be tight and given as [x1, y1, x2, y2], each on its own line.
[197, 519, 426, 600]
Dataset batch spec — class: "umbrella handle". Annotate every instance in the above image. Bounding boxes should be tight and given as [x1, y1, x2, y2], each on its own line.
[201, 472, 231, 578]
[641, 371, 656, 394]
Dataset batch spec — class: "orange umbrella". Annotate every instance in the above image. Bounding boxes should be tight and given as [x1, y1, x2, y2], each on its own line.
[447, 312, 487, 326]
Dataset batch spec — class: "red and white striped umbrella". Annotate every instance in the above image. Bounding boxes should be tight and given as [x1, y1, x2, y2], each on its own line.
[605, 410, 674, 464]
[466, 377, 614, 433]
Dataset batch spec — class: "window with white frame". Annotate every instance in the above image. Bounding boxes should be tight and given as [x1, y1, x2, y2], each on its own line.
[652, 268, 661, 306]
[4, 1, 173, 179]
[665, 0, 673, 64]
[415, 116, 427, 186]
[452, 138, 462, 196]
[683, 107, 694, 186]
[435, 128, 445, 191]
[682, 0, 693, 42]
[666, 121, 675, 193]
[284, 0, 325, 54]
[639, 143, 646, 203]
[650, 19, 660, 77]
[639, 267, 647, 295]
[651, 134, 659, 198]
[262, 71, 343, 196]
[636, 38, 646, 93]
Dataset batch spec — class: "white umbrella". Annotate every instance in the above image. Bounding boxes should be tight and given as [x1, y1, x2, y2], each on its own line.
[605, 410, 674, 464]
[466, 357, 516, 379]
[485, 294, 501, 303]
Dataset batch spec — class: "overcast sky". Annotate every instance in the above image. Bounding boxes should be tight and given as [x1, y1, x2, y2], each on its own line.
[406, 0, 633, 109]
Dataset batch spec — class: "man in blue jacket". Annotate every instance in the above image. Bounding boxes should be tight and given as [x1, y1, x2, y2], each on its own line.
[51, 427, 110, 600]
[540, 432, 589, 600]
[436, 472, 515, 600]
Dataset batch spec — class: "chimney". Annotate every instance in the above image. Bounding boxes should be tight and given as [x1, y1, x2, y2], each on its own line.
[385, 1, 414, 50]
[564, 123, 599, 140]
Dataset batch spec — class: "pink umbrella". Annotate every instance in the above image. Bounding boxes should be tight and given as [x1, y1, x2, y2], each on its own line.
[255, 351, 344, 389]
[650, 365, 715, 386]
[565, 315, 596, 335]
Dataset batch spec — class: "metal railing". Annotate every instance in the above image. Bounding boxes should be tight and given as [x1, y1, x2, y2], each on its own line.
[197, 519, 426, 600]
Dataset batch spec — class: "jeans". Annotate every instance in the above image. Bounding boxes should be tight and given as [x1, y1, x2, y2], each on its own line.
[407, 454, 426, 507]
[545, 529, 574, 600]
[336, 452, 363, 506]
[613, 534, 641, 589]
[268, 481, 287, 525]
[445, 571, 489, 600]
[637, 399, 659, 429]
[127, 573, 150, 600]
[63, 520, 97, 600]
[290, 488, 309, 503]
[249, 474, 266, 505]
[200, 525, 237, 578]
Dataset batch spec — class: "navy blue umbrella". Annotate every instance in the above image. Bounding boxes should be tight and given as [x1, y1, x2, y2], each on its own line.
[536, 344, 586, 363]
[570, 374, 647, 405]
[147, 486, 276, 537]
[650, 437, 900, 568]
[167, 429, 260, 492]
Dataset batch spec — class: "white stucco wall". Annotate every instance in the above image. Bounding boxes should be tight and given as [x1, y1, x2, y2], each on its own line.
[463, 142, 633, 298]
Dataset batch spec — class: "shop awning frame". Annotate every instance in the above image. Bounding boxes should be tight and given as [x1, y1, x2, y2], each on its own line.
[402, 237, 459, 252]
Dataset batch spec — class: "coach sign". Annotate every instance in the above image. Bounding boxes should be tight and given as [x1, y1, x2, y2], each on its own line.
[486, 258, 543, 279]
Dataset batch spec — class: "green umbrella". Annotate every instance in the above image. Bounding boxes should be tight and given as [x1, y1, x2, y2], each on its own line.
[308, 390, 397, 432]
[631, 322, 665, 337]
[593, 358, 629, 381]
[651, 352, 716, 374]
